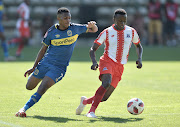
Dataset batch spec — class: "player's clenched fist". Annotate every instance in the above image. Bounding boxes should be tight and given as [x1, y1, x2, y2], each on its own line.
[91, 63, 98, 70]
[136, 60, 142, 69]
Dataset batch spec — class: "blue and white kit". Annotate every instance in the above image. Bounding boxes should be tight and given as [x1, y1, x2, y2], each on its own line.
[33, 23, 87, 83]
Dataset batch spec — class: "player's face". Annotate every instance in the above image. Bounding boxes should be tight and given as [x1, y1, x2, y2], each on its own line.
[58, 12, 71, 30]
[114, 14, 127, 30]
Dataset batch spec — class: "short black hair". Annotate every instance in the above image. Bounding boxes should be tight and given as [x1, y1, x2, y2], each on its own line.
[114, 8, 127, 18]
[57, 7, 70, 15]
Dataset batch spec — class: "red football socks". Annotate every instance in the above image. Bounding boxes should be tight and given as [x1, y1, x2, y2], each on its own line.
[16, 44, 24, 56]
[88, 85, 107, 113]
[83, 96, 94, 105]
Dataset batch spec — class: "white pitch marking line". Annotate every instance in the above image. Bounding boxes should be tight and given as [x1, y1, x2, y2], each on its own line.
[0, 120, 23, 127]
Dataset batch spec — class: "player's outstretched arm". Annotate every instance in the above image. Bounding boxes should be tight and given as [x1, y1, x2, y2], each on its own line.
[135, 43, 143, 69]
[89, 43, 100, 70]
[86, 21, 98, 33]
[24, 45, 48, 77]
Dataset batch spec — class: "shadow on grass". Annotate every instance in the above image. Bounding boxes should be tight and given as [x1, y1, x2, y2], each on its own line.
[88, 116, 143, 123]
[29, 115, 82, 123]
[29, 115, 143, 123]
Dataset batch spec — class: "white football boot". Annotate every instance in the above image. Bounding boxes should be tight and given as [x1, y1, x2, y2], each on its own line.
[86, 112, 97, 118]
[76, 96, 87, 115]
[15, 108, 26, 117]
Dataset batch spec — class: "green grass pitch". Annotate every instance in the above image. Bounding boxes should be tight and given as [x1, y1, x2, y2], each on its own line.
[0, 46, 180, 127]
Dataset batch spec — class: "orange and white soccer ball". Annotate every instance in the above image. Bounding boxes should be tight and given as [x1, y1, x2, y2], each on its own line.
[127, 98, 144, 115]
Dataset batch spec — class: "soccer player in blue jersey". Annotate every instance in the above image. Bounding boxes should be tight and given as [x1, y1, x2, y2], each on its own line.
[15, 7, 98, 117]
[0, 0, 15, 61]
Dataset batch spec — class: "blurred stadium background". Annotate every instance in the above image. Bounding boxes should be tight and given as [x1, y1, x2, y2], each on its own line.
[1, 0, 180, 60]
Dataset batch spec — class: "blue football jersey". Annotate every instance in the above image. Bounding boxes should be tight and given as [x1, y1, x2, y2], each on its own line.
[41, 23, 87, 66]
[0, 0, 4, 21]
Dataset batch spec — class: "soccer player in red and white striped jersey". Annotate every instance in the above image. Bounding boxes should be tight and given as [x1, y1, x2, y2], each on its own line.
[8, 0, 31, 57]
[76, 8, 143, 118]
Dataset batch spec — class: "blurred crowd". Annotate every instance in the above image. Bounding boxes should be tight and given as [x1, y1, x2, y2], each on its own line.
[0, 0, 180, 61]
[130, 0, 179, 47]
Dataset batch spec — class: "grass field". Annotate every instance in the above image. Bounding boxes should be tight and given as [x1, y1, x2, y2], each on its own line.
[0, 45, 180, 127]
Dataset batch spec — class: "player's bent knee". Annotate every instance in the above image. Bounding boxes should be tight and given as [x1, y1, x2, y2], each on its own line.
[26, 85, 33, 90]
[26, 81, 39, 90]
[102, 82, 111, 89]
[26, 75, 41, 90]
[26, 83, 34, 90]
[101, 74, 112, 89]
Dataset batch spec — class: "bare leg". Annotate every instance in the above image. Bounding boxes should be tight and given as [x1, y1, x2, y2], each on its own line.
[17, 76, 55, 114]
[37, 76, 55, 95]
[26, 75, 42, 90]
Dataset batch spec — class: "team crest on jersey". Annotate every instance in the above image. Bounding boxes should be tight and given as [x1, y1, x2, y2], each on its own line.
[126, 34, 130, 38]
[55, 34, 60, 38]
[34, 68, 39, 75]
[103, 67, 108, 71]
[67, 30, 72, 36]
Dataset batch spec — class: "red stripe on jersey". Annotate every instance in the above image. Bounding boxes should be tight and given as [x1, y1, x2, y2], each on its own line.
[134, 39, 140, 44]
[22, 10, 25, 19]
[94, 40, 101, 45]
[132, 29, 135, 42]
[131, 28, 141, 44]
[97, 29, 105, 40]
[116, 31, 124, 62]
[105, 30, 109, 56]
[94, 29, 106, 45]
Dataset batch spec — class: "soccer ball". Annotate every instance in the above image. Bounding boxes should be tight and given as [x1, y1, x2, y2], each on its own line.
[127, 98, 144, 115]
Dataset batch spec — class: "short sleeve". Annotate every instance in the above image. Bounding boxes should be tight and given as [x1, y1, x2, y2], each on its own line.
[132, 29, 140, 45]
[17, 3, 30, 20]
[94, 30, 106, 45]
[42, 31, 51, 46]
[24, 7, 30, 20]
[75, 24, 87, 35]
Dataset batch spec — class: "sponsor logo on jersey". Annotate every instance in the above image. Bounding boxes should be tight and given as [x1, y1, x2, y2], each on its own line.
[67, 30, 72, 36]
[103, 67, 108, 71]
[55, 34, 60, 38]
[51, 34, 78, 46]
[126, 34, 130, 38]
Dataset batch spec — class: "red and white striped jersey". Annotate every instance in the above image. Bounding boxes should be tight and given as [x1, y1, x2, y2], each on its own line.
[17, 2, 30, 21]
[16, 2, 30, 29]
[94, 24, 140, 64]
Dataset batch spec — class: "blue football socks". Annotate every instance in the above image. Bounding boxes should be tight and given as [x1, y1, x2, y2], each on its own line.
[23, 92, 42, 111]
[1, 42, 9, 57]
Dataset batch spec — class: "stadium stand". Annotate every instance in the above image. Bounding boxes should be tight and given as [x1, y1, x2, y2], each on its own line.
[2, 0, 180, 44]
